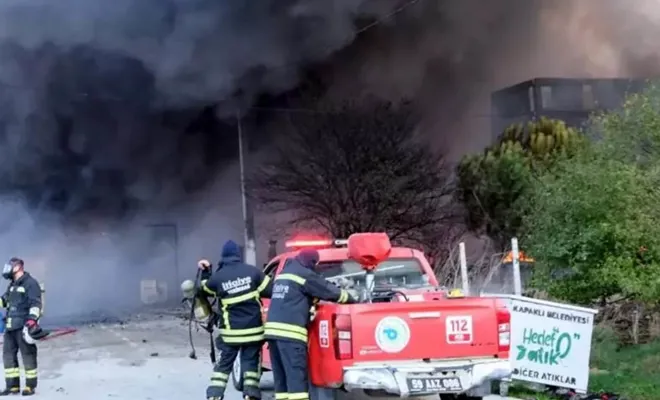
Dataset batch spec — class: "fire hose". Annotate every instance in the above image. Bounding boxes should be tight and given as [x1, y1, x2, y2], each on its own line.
[187, 268, 201, 360]
[0, 327, 77, 345]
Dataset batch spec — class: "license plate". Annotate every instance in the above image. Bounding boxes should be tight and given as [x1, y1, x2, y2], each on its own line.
[406, 376, 463, 393]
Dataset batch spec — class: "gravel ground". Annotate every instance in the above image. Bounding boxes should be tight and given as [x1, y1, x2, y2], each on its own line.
[4, 314, 516, 400]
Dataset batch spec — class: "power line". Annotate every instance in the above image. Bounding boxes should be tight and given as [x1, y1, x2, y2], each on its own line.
[354, 0, 423, 37]
[258, 0, 425, 79]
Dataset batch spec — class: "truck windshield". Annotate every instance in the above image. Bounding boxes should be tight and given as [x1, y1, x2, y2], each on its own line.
[315, 258, 428, 288]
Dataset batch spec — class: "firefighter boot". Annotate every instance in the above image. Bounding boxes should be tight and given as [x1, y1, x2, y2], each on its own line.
[0, 387, 19, 396]
[206, 383, 225, 400]
[20, 387, 34, 396]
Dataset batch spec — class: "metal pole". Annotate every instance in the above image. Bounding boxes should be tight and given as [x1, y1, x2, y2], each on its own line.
[237, 112, 257, 266]
[459, 242, 469, 294]
[173, 225, 179, 284]
[511, 237, 522, 295]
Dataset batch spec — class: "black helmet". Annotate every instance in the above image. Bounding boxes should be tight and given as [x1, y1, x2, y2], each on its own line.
[22, 325, 49, 345]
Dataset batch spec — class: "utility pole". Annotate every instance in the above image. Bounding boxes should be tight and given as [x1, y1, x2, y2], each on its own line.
[237, 111, 257, 266]
[511, 237, 522, 296]
[458, 242, 469, 294]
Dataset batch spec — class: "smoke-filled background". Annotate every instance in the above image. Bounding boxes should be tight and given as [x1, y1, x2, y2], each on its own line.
[0, 0, 659, 322]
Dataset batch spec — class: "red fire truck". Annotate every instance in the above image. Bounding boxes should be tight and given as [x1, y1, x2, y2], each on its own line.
[234, 233, 511, 399]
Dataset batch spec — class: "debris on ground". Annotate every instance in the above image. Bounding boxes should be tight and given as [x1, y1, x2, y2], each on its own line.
[545, 387, 625, 400]
[509, 384, 626, 400]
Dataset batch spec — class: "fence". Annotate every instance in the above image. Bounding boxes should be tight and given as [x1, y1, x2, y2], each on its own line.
[436, 237, 533, 296]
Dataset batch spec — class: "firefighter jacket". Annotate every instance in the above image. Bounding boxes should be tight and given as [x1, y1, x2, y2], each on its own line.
[265, 250, 356, 343]
[201, 240, 273, 344]
[0, 273, 42, 332]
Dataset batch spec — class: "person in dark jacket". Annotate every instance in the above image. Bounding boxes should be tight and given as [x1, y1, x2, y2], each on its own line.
[0, 258, 44, 396]
[198, 240, 273, 400]
[265, 249, 357, 400]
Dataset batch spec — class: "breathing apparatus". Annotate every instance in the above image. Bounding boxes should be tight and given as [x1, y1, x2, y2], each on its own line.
[2, 262, 16, 280]
[181, 279, 214, 325]
[181, 269, 218, 363]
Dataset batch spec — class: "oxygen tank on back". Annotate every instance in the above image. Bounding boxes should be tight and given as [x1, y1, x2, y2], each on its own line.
[180, 279, 212, 323]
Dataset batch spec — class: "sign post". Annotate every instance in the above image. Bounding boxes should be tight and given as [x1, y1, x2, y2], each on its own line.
[511, 237, 522, 295]
[506, 295, 598, 393]
[459, 242, 469, 294]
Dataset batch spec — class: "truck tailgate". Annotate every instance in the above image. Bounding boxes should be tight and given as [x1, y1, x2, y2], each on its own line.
[348, 298, 501, 360]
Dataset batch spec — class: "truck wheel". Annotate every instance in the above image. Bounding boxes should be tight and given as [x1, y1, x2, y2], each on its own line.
[232, 354, 243, 391]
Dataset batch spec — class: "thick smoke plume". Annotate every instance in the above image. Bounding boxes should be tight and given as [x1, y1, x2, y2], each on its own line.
[0, 0, 401, 321]
[0, 0, 402, 218]
[313, 0, 660, 267]
[322, 0, 660, 157]
[2, 0, 660, 321]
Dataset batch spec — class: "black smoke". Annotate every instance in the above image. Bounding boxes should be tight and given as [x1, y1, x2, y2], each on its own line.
[0, 0, 401, 222]
[2, 0, 660, 224]
[2, 0, 660, 321]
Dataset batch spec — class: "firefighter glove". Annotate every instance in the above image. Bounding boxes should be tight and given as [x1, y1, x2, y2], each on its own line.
[26, 322, 48, 340]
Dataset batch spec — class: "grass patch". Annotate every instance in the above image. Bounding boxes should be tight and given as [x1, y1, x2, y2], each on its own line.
[588, 327, 660, 400]
[508, 387, 554, 400]
[508, 327, 660, 400]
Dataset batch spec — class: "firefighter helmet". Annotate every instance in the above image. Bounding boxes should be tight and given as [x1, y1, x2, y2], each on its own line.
[22, 324, 49, 345]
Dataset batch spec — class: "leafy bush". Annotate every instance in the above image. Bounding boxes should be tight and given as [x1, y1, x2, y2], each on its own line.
[456, 118, 584, 250]
[523, 84, 660, 305]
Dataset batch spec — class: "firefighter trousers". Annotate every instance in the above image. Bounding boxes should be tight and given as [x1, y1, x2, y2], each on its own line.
[2, 329, 37, 390]
[206, 338, 262, 399]
[268, 339, 309, 400]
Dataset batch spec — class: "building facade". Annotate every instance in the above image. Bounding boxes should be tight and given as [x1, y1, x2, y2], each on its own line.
[491, 78, 649, 141]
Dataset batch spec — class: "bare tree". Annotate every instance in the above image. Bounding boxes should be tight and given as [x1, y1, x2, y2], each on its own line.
[250, 99, 460, 252]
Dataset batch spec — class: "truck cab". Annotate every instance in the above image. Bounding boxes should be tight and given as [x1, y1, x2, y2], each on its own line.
[237, 233, 511, 399]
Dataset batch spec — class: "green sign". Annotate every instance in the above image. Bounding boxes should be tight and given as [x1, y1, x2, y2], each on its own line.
[516, 327, 581, 365]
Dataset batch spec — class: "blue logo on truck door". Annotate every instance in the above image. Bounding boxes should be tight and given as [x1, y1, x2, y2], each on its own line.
[375, 316, 410, 353]
[383, 328, 398, 340]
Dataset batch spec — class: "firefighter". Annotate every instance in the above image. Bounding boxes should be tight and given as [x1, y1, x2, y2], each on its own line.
[0, 258, 45, 396]
[265, 249, 357, 400]
[198, 240, 273, 400]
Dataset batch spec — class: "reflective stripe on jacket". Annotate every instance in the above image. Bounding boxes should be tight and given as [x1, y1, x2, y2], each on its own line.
[1, 273, 42, 331]
[202, 256, 273, 344]
[264, 258, 355, 343]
